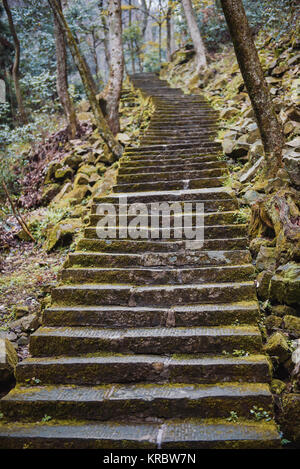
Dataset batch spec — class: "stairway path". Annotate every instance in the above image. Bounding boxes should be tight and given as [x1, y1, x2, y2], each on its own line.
[0, 73, 280, 449]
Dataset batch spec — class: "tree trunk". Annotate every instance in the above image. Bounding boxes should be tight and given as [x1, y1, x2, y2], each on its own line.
[181, 0, 207, 72]
[220, 0, 284, 176]
[98, 0, 110, 71]
[105, 0, 124, 135]
[166, 5, 172, 62]
[129, 0, 135, 73]
[3, 0, 27, 125]
[48, 0, 123, 160]
[52, 0, 77, 139]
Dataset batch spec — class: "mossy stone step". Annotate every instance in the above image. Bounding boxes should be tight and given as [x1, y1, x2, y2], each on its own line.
[116, 168, 228, 184]
[84, 224, 248, 240]
[66, 249, 251, 268]
[30, 325, 262, 357]
[89, 211, 241, 227]
[118, 161, 226, 174]
[51, 281, 256, 307]
[43, 302, 259, 328]
[77, 237, 248, 253]
[60, 264, 255, 285]
[94, 187, 235, 204]
[113, 176, 227, 192]
[0, 419, 280, 449]
[1, 383, 272, 422]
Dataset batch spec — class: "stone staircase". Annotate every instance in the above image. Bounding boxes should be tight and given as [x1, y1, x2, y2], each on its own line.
[0, 73, 280, 449]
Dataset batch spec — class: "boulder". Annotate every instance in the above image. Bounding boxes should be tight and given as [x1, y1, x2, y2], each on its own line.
[239, 156, 264, 183]
[265, 315, 282, 332]
[74, 173, 90, 187]
[44, 161, 61, 184]
[242, 189, 262, 205]
[263, 332, 291, 363]
[281, 394, 300, 444]
[45, 218, 82, 252]
[283, 151, 300, 187]
[283, 315, 300, 338]
[41, 183, 61, 205]
[256, 246, 277, 272]
[272, 305, 298, 318]
[256, 270, 272, 301]
[0, 338, 18, 384]
[54, 166, 74, 181]
[270, 263, 300, 306]
[270, 379, 286, 395]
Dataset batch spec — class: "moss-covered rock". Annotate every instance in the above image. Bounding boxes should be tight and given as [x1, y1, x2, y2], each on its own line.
[265, 315, 282, 332]
[270, 379, 286, 395]
[272, 305, 298, 318]
[41, 183, 61, 205]
[280, 393, 300, 444]
[0, 338, 18, 384]
[283, 315, 300, 337]
[45, 218, 82, 252]
[270, 263, 300, 306]
[54, 166, 74, 181]
[263, 332, 291, 363]
[256, 246, 277, 272]
[256, 270, 272, 300]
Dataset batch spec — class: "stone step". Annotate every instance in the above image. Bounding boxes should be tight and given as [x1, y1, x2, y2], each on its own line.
[123, 142, 221, 152]
[113, 177, 227, 192]
[43, 302, 259, 328]
[0, 419, 280, 449]
[51, 282, 256, 307]
[89, 211, 241, 227]
[66, 250, 252, 268]
[60, 265, 255, 285]
[29, 325, 262, 357]
[116, 168, 228, 184]
[1, 382, 272, 422]
[84, 224, 247, 240]
[77, 237, 248, 253]
[94, 187, 235, 204]
[118, 160, 227, 174]
[91, 198, 238, 214]
[15, 353, 271, 385]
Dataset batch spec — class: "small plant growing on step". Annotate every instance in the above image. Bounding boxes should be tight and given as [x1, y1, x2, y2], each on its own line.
[41, 414, 52, 423]
[226, 411, 239, 422]
[250, 406, 271, 422]
[25, 377, 41, 385]
[0, 412, 4, 420]
[232, 349, 249, 357]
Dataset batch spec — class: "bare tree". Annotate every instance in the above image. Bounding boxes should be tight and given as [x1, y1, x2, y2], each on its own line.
[48, 0, 123, 159]
[52, 0, 78, 138]
[220, 0, 284, 175]
[2, 0, 27, 124]
[182, 0, 207, 72]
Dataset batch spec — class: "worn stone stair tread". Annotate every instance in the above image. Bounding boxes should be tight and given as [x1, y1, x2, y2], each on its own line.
[2, 382, 271, 403]
[43, 301, 259, 327]
[0, 419, 280, 449]
[113, 177, 227, 192]
[67, 249, 252, 267]
[84, 224, 248, 241]
[94, 187, 235, 203]
[77, 238, 248, 253]
[60, 265, 255, 286]
[52, 282, 256, 308]
[29, 325, 262, 356]
[1, 382, 272, 422]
